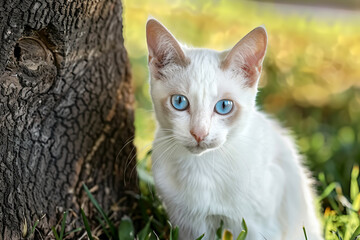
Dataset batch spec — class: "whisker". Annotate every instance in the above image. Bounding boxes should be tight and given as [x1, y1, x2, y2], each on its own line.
[151, 139, 177, 168]
[116, 135, 136, 162]
[212, 150, 215, 177]
[127, 137, 177, 184]
[129, 141, 177, 186]
[123, 134, 175, 186]
[147, 141, 179, 200]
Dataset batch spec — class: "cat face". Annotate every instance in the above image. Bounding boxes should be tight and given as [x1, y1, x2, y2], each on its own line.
[146, 19, 267, 155]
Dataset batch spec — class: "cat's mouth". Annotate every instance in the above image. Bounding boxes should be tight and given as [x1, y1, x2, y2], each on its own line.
[186, 145, 207, 155]
[186, 143, 217, 155]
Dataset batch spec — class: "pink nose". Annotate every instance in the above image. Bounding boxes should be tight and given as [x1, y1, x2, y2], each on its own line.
[190, 130, 208, 143]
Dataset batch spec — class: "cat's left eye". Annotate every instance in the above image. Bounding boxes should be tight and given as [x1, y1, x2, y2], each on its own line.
[171, 94, 189, 111]
[215, 99, 233, 115]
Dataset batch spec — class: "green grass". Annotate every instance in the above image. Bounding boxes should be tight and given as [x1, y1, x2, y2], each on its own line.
[26, 162, 359, 239]
[51, 210, 82, 240]
[81, 208, 94, 240]
[28, 155, 357, 240]
[77, 183, 180, 240]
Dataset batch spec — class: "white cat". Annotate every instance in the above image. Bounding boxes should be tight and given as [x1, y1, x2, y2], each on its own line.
[146, 18, 323, 240]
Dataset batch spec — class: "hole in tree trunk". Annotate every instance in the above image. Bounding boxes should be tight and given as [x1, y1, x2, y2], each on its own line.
[14, 43, 21, 61]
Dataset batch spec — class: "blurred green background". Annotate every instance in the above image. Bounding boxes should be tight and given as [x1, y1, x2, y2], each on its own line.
[122, 0, 360, 203]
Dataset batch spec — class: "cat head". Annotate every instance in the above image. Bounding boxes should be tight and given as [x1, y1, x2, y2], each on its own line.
[146, 18, 267, 155]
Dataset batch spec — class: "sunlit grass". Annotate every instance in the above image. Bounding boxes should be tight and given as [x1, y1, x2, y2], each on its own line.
[320, 165, 360, 239]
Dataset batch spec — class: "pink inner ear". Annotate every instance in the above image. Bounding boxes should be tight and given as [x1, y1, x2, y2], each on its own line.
[146, 19, 189, 74]
[240, 64, 262, 88]
[221, 27, 267, 87]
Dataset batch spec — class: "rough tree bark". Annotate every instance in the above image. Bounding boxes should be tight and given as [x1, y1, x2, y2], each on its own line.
[0, 0, 137, 239]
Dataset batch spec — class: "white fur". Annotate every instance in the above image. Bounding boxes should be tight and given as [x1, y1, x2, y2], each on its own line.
[148, 20, 323, 240]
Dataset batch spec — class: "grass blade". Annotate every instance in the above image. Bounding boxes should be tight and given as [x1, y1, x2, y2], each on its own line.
[145, 232, 153, 240]
[353, 193, 360, 210]
[65, 227, 82, 236]
[97, 216, 111, 239]
[138, 220, 151, 240]
[222, 229, 234, 240]
[30, 219, 40, 236]
[303, 226, 308, 240]
[137, 165, 155, 185]
[351, 165, 359, 201]
[195, 234, 205, 240]
[236, 218, 248, 240]
[236, 230, 247, 240]
[241, 219, 248, 232]
[350, 225, 360, 240]
[317, 182, 337, 202]
[52, 226, 60, 240]
[81, 208, 94, 240]
[328, 197, 341, 213]
[331, 230, 343, 240]
[216, 220, 224, 240]
[59, 211, 68, 240]
[149, 232, 158, 240]
[83, 184, 117, 238]
[118, 217, 135, 240]
[170, 226, 179, 240]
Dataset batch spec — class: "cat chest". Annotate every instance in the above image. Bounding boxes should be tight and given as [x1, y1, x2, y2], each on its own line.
[155, 161, 248, 217]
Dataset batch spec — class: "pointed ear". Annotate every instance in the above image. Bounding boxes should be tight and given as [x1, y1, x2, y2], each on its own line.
[221, 26, 267, 88]
[146, 18, 189, 79]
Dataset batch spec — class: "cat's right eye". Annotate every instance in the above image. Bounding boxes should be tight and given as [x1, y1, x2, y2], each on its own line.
[215, 99, 233, 115]
[171, 95, 189, 111]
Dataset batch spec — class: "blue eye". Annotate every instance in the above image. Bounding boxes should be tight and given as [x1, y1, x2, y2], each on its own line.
[171, 95, 189, 111]
[215, 99, 233, 115]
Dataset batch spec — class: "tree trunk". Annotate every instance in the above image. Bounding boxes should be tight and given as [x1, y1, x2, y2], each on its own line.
[0, 0, 137, 239]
